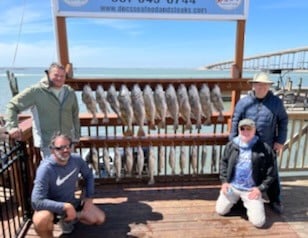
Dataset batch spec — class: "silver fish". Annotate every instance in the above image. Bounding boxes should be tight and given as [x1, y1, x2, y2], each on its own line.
[169, 146, 176, 175]
[188, 84, 202, 130]
[114, 146, 122, 182]
[165, 84, 179, 131]
[148, 146, 155, 185]
[190, 145, 198, 176]
[211, 146, 217, 172]
[107, 84, 121, 120]
[118, 85, 134, 136]
[103, 147, 112, 177]
[179, 146, 186, 176]
[199, 83, 213, 125]
[200, 146, 207, 174]
[211, 84, 224, 122]
[125, 146, 133, 177]
[143, 85, 156, 130]
[131, 84, 146, 137]
[137, 145, 145, 178]
[96, 85, 109, 123]
[177, 84, 192, 130]
[158, 145, 165, 175]
[84, 147, 100, 176]
[82, 85, 98, 124]
[154, 84, 167, 129]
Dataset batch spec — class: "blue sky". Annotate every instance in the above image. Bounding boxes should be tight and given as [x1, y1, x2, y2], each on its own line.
[0, 0, 307, 68]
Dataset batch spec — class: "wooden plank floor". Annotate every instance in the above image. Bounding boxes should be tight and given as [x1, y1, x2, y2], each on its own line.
[24, 179, 306, 238]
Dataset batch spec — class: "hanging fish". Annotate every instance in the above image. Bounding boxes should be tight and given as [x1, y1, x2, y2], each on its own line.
[95, 85, 109, 123]
[200, 146, 207, 174]
[103, 147, 112, 177]
[190, 145, 198, 176]
[107, 84, 121, 120]
[148, 146, 155, 185]
[169, 146, 176, 175]
[165, 84, 179, 131]
[118, 84, 134, 136]
[82, 85, 98, 124]
[211, 145, 217, 172]
[125, 146, 133, 177]
[188, 84, 202, 130]
[114, 146, 122, 182]
[143, 85, 156, 130]
[199, 83, 213, 125]
[137, 145, 145, 178]
[158, 145, 165, 175]
[154, 84, 167, 129]
[179, 146, 186, 176]
[177, 84, 192, 131]
[131, 84, 146, 137]
[210, 84, 225, 122]
[84, 147, 100, 176]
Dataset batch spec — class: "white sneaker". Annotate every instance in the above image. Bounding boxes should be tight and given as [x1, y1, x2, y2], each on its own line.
[59, 219, 75, 234]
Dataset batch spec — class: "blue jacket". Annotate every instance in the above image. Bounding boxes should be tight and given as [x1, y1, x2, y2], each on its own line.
[229, 90, 288, 147]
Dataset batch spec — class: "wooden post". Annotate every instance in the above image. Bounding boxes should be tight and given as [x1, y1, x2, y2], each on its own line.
[229, 20, 246, 131]
[55, 16, 70, 67]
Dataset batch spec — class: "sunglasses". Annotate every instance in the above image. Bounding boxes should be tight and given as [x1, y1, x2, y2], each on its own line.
[53, 144, 72, 151]
[240, 126, 253, 131]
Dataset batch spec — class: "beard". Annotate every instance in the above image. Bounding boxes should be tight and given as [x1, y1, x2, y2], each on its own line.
[54, 150, 70, 162]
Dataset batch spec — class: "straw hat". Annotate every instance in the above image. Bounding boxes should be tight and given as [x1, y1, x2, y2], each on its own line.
[248, 72, 274, 84]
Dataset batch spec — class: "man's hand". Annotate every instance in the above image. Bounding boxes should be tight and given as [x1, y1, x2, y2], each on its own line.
[221, 183, 231, 195]
[248, 187, 261, 200]
[63, 203, 77, 221]
[8, 127, 22, 140]
[273, 142, 283, 152]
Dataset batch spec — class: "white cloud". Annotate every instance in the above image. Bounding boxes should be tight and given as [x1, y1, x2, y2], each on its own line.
[0, 2, 53, 36]
[0, 41, 57, 67]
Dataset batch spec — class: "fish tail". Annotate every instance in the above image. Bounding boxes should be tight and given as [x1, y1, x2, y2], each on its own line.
[123, 129, 134, 137]
[102, 117, 109, 123]
[149, 122, 156, 130]
[91, 118, 98, 124]
[217, 113, 224, 122]
[137, 127, 146, 137]
[185, 120, 192, 130]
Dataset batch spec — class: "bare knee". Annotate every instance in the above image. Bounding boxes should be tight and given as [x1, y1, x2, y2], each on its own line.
[32, 210, 54, 232]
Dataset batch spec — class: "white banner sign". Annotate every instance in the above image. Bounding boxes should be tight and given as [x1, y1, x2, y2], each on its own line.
[52, 0, 248, 20]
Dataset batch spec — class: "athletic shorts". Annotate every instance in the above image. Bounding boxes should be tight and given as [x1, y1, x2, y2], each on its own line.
[53, 199, 84, 223]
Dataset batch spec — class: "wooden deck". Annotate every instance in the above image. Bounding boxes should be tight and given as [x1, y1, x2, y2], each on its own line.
[23, 177, 308, 238]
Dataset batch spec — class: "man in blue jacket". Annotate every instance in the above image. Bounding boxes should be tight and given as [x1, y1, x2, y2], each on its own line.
[229, 72, 288, 213]
[31, 133, 105, 237]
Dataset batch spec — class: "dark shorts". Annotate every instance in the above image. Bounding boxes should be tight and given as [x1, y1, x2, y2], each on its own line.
[53, 199, 84, 223]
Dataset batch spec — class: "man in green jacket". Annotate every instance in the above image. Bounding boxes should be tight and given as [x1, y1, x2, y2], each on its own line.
[5, 62, 80, 158]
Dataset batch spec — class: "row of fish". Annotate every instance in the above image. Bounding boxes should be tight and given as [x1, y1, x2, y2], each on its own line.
[82, 83, 225, 136]
[84, 145, 218, 185]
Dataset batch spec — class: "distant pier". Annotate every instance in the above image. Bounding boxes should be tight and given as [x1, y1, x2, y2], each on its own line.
[204, 47, 308, 71]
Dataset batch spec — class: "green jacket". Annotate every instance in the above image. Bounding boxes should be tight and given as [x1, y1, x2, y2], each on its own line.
[5, 76, 80, 148]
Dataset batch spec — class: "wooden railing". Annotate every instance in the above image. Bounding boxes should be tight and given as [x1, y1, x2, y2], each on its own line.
[278, 111, 308, 172]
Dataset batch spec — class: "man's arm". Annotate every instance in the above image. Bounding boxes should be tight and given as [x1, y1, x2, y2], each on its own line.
[5, 87, 36, 129]
[31, 166, 65, 215]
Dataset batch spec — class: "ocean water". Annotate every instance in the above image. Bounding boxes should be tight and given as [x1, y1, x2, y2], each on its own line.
[0, 67, 307, 114]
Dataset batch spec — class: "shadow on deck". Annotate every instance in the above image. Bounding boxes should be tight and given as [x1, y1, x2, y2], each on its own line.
[24, 178, 308, 238]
